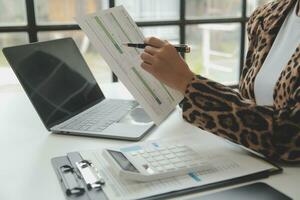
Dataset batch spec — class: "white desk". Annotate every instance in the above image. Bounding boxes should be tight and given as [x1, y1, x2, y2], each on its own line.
[0, 83, 299, 200]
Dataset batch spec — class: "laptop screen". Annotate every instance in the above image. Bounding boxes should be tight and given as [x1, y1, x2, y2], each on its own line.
[3, 38, 105, 130]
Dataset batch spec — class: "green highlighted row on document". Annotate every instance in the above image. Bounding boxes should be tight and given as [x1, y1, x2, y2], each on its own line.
[94, 16, 123, 54]
[160, 83, 175, 102]
[109, 13, 140, 54]
[132, 67, 162, 105]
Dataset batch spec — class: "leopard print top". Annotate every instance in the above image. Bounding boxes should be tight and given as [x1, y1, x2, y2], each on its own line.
[182, 0, 300, 163]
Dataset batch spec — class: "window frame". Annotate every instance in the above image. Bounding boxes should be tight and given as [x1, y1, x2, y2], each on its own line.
[0, 0, 249, 87]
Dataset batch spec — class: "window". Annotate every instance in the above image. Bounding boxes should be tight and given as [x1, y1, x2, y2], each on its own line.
[0, 0, 27, 26]
[116, 0, 180, 21]
[186, 0, 242, 19]
[186, 23, 241, 84]
[0, 0, 271, 87]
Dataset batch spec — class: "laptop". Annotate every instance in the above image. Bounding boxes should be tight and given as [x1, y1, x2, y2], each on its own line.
[2, 38, 154, 140]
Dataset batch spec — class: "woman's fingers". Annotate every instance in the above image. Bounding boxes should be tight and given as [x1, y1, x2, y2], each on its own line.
[144, 45, 158, 55]
[140, 52, 155, 64]
[141, 62, 154, 74]
[144, 37, 165, 48]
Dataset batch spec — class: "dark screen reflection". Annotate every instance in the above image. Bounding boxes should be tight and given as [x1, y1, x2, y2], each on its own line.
[6, 39, 104, 129]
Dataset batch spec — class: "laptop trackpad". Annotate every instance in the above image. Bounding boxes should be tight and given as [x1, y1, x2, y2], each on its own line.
[103, 123, 153, 137]
[103, 107, 153, 138]
[128, 107, 152, 123]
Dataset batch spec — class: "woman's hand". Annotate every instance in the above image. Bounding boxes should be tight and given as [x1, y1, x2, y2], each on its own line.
[140, 37, 194, 94]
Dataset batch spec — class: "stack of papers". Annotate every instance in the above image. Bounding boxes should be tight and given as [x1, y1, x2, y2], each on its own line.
[80, 132, 278, 200]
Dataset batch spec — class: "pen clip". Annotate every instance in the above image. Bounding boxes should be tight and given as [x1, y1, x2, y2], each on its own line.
[75, 160, 105, 190]
[59, 165, 85, 196]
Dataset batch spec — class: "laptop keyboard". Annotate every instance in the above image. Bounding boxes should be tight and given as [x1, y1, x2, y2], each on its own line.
[62, 99, 138, 132]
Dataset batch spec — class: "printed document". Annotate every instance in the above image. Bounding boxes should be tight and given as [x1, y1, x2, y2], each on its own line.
[80, 132, 277, 200]
[76, 6, 183, 124]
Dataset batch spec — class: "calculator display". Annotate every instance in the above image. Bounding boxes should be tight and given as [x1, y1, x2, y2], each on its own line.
[108, 150, 139, 173]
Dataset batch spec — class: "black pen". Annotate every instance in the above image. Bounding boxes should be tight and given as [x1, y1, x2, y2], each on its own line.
[123, 43, 191, 53]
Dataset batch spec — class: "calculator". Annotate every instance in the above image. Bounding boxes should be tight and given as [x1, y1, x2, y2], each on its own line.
[103, 144, 207, 182]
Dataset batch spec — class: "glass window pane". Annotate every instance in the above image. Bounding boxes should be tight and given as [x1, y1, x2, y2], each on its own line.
[0, 33, 28, 86]
[0, 0, 27, 26]
[247, 0, 273, 16]
[38, 31, 112, 83]
[186, 0, 241, 19]
[0, 33, 28, 67]
[141, 26, 179, 43]
[35, 0, 108, 25]
[186, 24, 241, 85]
[116, 0, 179, 21]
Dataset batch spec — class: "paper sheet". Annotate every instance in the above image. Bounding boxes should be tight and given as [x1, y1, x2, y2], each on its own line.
[75, 6, 183, 125]
[80, 133, 276, 200]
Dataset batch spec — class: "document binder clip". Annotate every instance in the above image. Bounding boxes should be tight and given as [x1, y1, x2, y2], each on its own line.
[75, 160, 105, 190]
[58, 165, 85, 196]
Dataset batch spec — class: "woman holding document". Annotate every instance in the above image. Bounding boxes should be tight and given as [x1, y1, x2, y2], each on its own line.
[139, 0, 300, 163]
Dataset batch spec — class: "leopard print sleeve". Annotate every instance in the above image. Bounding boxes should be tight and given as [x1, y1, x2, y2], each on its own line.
[181, 75, 300, 163]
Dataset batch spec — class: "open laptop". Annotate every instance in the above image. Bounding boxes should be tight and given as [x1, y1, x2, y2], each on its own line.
[2, 38, 154, 140]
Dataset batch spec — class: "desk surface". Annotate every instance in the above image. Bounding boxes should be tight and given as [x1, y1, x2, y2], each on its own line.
[0, 83, 299, 200]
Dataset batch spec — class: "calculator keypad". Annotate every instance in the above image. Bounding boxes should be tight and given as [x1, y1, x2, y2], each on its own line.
[129, 145, 202, 173]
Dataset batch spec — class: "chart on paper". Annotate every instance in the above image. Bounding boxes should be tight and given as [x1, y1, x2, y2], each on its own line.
[76, 6, 183, 124]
